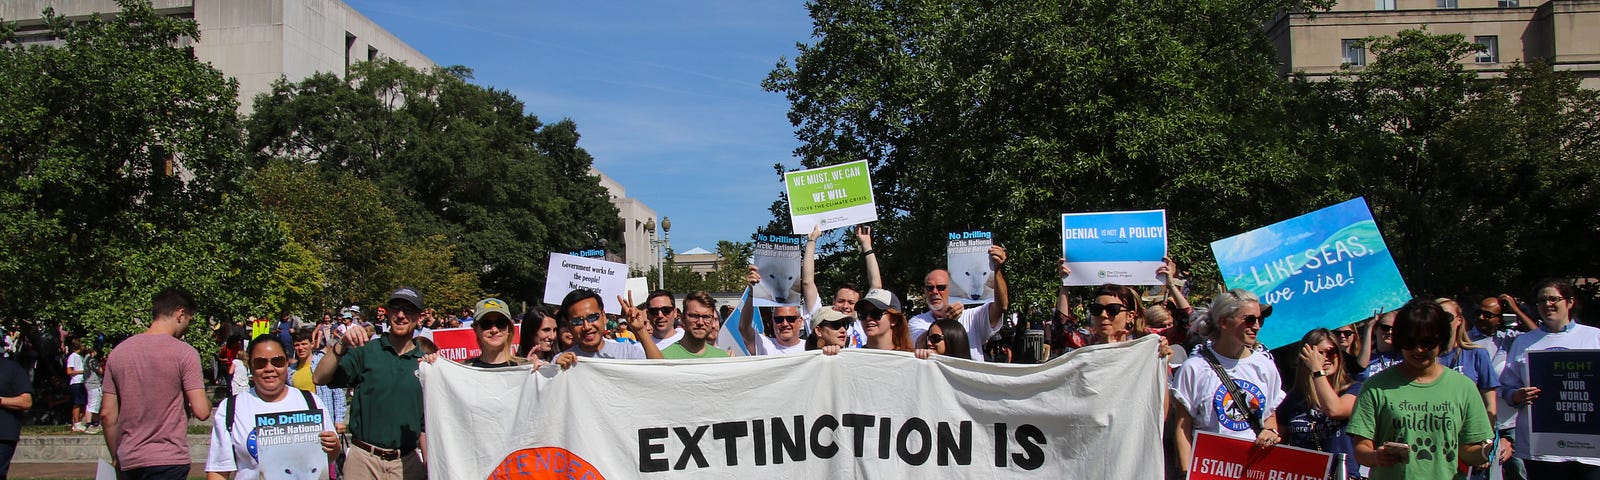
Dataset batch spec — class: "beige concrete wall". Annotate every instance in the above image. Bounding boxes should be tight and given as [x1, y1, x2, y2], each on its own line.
[1286, 8, 1536, 75]
[1328, 0, 1526, 13]
[0, 0, 193, 23]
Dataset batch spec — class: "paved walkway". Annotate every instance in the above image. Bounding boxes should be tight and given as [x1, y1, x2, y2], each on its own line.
[8, 462, 205, 479]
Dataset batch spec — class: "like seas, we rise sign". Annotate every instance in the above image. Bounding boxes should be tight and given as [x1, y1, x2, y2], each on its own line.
[1210, 198, 1411, 349]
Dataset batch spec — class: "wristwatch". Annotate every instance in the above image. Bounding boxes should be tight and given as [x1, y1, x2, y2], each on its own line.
[1313, 369, 1328, 378]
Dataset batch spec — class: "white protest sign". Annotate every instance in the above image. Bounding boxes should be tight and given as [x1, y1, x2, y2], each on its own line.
[542, 253, 627, 314]
[947, 231, 995, 305]
[625, 277, 650, 308]
[752, 232, 804, 307]
[785, 160, 877, 234]
[421, 336, 1165, 479]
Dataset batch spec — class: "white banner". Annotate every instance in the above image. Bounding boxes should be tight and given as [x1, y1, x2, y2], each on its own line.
[543, 252, 628, 314]
[421, 336, 1165, 479]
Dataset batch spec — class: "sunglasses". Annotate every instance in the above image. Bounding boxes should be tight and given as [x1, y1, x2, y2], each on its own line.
[817, 320, 850, 330]
[923, 284, 948, 292]
[1375, 324, 1393, 333]
[927, 333, 945, 345]
[1395, 336, 1445, 351]
[773, 316, 801, 324]
[1477, 311, 1500, 318]
[251, 355, 288, 370]
[1087, 303, 1129, 317]
[1238, 315, 1265, 327]
[566, 312, 603, 327]
[1333, 330, 1356, 337]
[477, 318, 512, 331]
[647, 306, 676, 317]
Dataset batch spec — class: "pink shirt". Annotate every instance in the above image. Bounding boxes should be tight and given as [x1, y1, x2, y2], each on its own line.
[103, 333, 204, 469]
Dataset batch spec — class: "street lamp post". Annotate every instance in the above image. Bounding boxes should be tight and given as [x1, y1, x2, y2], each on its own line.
[644, 216, 671, 290]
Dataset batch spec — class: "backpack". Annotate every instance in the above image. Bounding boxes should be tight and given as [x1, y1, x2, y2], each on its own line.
[225, 388, 318, 433]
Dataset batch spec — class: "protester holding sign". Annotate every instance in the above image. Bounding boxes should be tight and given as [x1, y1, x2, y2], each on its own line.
[1171, 289, 1286, 476]
[1349, 298, 1493, 480]
[1277, 328, 1362, 478]
[207, 335, 339, 480]
[908, 242, 1010, 360]
[1499, 280, 1600, 477]
[738, 266, 808, 356]
[797, 225, 875, 348]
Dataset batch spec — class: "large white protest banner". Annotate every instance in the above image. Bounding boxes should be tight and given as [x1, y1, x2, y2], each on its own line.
[543, 253, 628, 314]
[422, 336, 1164, 479]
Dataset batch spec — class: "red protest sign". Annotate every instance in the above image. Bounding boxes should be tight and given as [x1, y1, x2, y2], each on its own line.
[1189, 431, 1332, 480]
[431, 326, 521, 362]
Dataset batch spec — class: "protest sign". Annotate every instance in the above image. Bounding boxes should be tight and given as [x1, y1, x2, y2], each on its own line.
[785, 160, 876, 234]
[752, 233, 805, 307]
[1188, 431, 1332, 480]
[1210, 198, 1410, 349]
[430, 326, 523, 362]
[1060, 210, 1167, 286]
[543, 253, 628, 314]
[626, 277, 650, 308]
[252, 408, 331, 480]
[569, 248, 606, 259]
[1527, 349, 1600, 458]
[948, 231, 995, 305]
[421, 336, 1165, 479]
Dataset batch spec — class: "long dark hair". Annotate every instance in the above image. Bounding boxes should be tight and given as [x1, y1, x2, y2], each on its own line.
[932, 318, 971, 360]
[516, 308, 553, 359]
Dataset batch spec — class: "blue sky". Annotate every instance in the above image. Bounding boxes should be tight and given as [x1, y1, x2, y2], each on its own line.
[346, 1, 815, 252]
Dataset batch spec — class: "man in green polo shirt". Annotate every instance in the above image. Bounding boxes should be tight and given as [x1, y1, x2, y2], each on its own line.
[314, 287, 433, 480]
[660, 291, 731, 359]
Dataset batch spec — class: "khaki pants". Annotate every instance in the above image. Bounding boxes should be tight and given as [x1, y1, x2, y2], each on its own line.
[342, 443, 426, 480]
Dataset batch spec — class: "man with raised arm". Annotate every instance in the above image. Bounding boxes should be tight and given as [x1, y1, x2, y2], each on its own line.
[908, 243, 1009, 361]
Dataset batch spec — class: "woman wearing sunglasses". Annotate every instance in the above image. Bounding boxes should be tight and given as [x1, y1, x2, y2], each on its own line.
[1356, 310, 1402, 381]
[1349, 298, 1493, 480]
[914, 319, 972, 360]
[206, 335, 339, 480]
[1499, 279, 1600, 478]
[1278, 328, 1362, 479]
[1171, 289, 1285, 478]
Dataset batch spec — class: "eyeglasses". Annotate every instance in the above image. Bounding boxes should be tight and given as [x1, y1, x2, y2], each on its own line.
[927, 333, 945, 345]
[647, 306, 676, 317]
[923, 284, 948, 292]
[251, 355, 288, 370]
[1237, 315, 1265, 327]
[1332, 330, 1356, 338]
[477, 318, 512, 331]
[1087, 303, 1128, 317]
[773, 316, 801, 324]
[684, 313, 717, 322]
[1539, 295, 1569, 304]
[1375, 324, 1393, 333]
[566, 312, 603, 327]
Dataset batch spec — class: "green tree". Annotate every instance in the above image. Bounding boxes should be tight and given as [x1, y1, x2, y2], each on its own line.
[765, 0, 1331, 309]
[0, 0, 283, 343]
[245, 60, 618, 306]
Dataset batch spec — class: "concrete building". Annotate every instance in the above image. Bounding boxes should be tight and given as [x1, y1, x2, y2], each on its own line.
[1267, 0, 1600, 88]
[2, 0, 436, 112]
[674, 247, 720, 279]
[593, 167, 660, 274]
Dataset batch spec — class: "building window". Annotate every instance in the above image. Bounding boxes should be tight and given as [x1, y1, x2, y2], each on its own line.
[1498, 0, 1519, 5]
[344, 33, 356, 77]
[1342, 39, 1367, 67]
[1438, 0, 1458, 7]
[1475, 36, 1499, 63]
[1376, 0, 1396, 10]
[368, 46, 379, 62]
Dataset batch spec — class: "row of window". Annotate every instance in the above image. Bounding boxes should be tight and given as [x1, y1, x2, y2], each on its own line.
[1372, 0, 1519, 9]
[1341, 35, 1498, 66]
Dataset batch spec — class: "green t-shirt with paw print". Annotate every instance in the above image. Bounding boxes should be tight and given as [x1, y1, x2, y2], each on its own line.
[1347, 366, 1493, 480]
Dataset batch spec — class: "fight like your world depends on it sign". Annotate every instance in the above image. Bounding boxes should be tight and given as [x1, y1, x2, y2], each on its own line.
[1210, 197, 1411, 349]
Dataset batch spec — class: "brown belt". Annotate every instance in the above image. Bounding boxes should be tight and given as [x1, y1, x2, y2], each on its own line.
[351, 438, 413, 461]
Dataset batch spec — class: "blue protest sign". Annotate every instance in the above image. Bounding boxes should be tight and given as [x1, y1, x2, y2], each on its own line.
[1209, 198, 1410, 349]
[1060, 210, 1167, 286]
[1527, 349, 1600, 458]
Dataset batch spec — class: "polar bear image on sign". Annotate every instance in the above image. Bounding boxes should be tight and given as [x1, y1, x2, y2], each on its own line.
[753, 255, 803, 306]
[947, 253, 995, 303]
[256, 437, 328, 480]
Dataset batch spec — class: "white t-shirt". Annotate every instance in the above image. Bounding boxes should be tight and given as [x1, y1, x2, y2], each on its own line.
[1171, 346, 1286, 441]
[206, 389, 334, 480]
[230, 359, 251, 393]
[67, 353, 85, 384]
[565, 339, 646, 360]
[652, 328, 684, 350]
[1472, 329, 1521, 430]
[755, 335, 807, 356]
[1500, 322, 1600, 465]
[909, 302, 996, 361]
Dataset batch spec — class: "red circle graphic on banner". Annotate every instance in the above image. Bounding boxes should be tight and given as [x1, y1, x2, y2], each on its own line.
[487, 447, 606, 480]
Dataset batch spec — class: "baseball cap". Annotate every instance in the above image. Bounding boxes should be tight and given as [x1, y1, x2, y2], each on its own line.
[810, 307, 855, 329]
[387, 287, 424, 311]
[340, 311, 353, 319]
[474, 298, 512, 323]
[859, 289, 902, 313]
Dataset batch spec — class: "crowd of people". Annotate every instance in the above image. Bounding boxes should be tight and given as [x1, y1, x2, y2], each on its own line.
[0, 223, 1592, 480]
